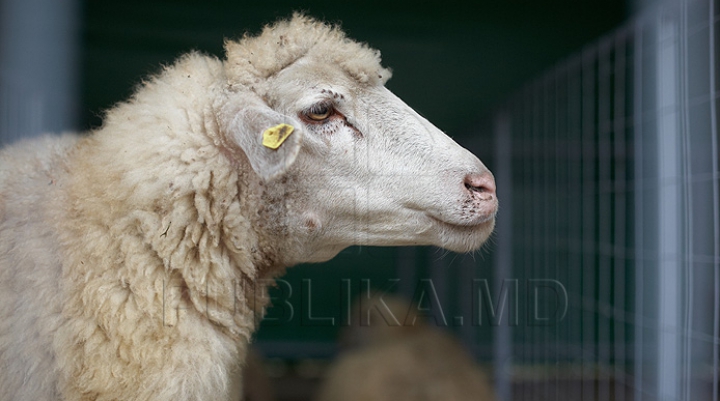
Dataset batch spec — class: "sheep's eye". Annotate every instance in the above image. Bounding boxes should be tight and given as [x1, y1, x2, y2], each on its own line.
[305, 104, 332, 121]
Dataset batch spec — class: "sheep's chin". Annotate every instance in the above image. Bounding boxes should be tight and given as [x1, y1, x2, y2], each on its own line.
[292, 244, 349, 264]
[430, 217, 496, 253]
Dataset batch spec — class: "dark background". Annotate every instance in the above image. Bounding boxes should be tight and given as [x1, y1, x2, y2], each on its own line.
[82, 0, 628, 136]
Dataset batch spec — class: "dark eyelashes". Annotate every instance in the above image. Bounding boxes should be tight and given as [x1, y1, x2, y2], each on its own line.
[301, 101, 336, 123]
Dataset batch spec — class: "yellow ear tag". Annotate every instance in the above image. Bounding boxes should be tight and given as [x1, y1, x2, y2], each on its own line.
[262, 123, 295, 150]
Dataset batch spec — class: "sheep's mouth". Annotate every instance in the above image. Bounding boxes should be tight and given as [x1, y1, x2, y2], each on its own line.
[425, 197, 498, 229]
[425, 214, 496, 253]
[429, 213, 496, 230]
[407, 201, 496, 232]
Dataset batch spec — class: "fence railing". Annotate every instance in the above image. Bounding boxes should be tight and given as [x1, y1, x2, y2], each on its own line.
[491, 0, 719, 399]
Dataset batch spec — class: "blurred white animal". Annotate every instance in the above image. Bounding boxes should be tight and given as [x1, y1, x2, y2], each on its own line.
[316, 294, 496, 401]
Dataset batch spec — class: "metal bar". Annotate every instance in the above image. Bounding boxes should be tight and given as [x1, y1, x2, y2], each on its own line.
[709, 0, 720, 399]
[493, 112, 513, 401]
[633, 15, 647, 401]
[581, 44, 598, 401]
[0, 0, 80, 144]
[428, 247, 447, 328]
[553, 62, 569, 401]
[678, 1, 694, 400]
[597, 36, 613, 401]
[612, 28, 629, 401]
[457, 254, 476, 351]
[566, 56, 584, 401]
[396, 247, 417, 302]
[655, 5, 684, 399]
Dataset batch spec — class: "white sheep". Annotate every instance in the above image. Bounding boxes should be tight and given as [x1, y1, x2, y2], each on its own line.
[0, 14, 497, 401]
[315, 294, 496, 401]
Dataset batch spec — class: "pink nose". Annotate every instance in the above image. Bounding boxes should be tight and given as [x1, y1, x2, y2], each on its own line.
[463, 172, 496, 200]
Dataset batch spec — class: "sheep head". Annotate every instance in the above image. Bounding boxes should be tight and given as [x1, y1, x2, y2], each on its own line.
[218, 15, 497, 264]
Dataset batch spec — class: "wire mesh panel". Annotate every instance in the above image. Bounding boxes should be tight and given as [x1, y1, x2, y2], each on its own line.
[493, 0, 719, 399]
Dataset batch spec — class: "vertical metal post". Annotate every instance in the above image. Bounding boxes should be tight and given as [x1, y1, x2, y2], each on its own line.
[581, 45, 598, 401]
[0, 0, 81, 145]
[709, 0, 720, 398]
[632, 13, 647, 401]
[493, 112, 513, 401]
[655, 8, 684, 400]
[612, 27, 629, 401]
[396, 247, 417, 301]
[634, 2, 687, 399]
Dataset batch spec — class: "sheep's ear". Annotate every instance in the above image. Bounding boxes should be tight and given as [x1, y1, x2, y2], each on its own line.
[227, 107, 303, 181]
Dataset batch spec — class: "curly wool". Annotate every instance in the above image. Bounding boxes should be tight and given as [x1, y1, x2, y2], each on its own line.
[0, 14, 389, 401]
[0, 53, 263, 400]
[224, 13, 392, 91]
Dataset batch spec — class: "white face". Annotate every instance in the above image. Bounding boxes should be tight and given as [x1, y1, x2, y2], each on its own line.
[224, 59, 497, 264]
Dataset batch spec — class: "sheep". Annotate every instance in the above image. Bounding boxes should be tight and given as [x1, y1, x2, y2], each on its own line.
[0, 14, 498, 401]
[315, 293, 496, 401]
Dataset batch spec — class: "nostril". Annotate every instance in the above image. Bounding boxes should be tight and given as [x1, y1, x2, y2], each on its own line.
[464, 173, 496, 200]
